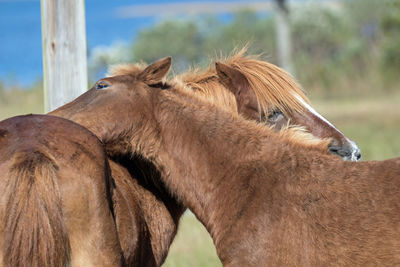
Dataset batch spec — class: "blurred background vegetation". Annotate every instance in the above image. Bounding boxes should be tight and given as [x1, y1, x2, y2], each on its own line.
[1, 0, 399, 265]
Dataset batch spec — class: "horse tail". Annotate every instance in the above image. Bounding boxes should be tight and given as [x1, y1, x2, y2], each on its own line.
[3, 150, 71, 267]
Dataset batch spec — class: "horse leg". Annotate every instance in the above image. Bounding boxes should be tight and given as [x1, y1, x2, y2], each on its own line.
[58, 165, 124, 267]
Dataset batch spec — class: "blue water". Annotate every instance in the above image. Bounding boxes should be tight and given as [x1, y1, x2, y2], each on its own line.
[0, 0, 252, 87]
[0, 0, 158, 86]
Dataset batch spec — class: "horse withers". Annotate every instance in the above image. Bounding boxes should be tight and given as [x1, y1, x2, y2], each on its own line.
[0, 115, 122, 267]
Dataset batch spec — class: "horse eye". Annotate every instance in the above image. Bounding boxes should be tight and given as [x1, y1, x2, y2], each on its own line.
[267, 109, 283, 122]
[95, 81, 110, 90]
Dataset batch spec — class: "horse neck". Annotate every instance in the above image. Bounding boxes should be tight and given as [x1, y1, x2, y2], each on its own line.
[50, 99, 159, 159]
[149, 89, 288, 242]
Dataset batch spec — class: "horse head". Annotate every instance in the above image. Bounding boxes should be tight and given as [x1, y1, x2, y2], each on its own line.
[51, 57, 172, 158]
[215, 61, 361, 161]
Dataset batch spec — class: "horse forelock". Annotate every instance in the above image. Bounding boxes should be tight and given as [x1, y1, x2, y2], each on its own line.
[225, 51, 310, 116]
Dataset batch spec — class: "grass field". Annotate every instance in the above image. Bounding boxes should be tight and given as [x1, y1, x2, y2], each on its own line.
[0, 89, 399, 266]
[163, 213, 222, 267]
[311, 92, 400, 161]
[0, 87, 44, 119]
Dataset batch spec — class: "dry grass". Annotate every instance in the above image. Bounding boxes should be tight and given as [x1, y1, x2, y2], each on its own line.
[310, 91, 400, 160]
[0, 87, 44, 120]
[163, 213, 221, 267]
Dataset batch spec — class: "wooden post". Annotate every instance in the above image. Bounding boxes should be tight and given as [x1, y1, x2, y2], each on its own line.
[41, 0, 88, 112]
[274, 0, 294, 75]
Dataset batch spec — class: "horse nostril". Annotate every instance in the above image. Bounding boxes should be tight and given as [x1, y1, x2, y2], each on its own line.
[354, 150, 362, 161]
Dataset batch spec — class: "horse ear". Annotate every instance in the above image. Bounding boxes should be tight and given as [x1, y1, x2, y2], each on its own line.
[139, 57, 172, 84]
[215, 62, 248, 95]
[215, 62, 259, 114]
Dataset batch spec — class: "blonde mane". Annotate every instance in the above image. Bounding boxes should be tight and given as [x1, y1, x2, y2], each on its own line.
[172, 73, 329, 153]
[177, 47, 310, 117]
[107, 63, 147, 77]
[173, 65, 238, 113]
[225, 47, 309, 115]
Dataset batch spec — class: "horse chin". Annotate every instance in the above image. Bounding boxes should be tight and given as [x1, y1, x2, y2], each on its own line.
[342, 154, 360, 162]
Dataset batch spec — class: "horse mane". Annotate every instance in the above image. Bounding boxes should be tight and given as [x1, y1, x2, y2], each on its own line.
[107, 63, 147, 77]
[173, 66, 238, 113]
[178, 47, 310, 117]
[224, 47, 310, 115]
[106, 58, 329, 154]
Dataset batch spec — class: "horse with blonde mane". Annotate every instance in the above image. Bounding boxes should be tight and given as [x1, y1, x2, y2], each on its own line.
[177, 48, 360, 161]
[0, 115, 123, 266]
[51, 57, 400, 266]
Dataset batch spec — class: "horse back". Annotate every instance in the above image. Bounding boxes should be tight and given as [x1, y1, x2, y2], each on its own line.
[0, 114, 122, 267]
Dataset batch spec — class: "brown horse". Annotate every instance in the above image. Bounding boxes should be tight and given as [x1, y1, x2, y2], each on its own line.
[51, 58, 185, 267]
[177, 48, 361, 161]
[53, 58, 400, 266]
[0, 114, 123, 266]
[51, 55, 339, 265]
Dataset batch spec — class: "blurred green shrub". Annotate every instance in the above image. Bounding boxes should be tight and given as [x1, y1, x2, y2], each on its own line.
[132, 9, 277, 73]
[381, 0, 400, 80]
[127, 0, 399, 97]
